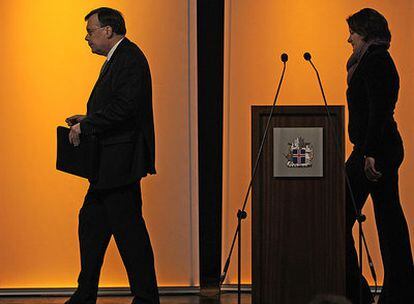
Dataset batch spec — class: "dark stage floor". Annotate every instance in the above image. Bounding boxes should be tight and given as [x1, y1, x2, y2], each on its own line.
[0, 293, 382, 304]
[0, 293, 251, 304]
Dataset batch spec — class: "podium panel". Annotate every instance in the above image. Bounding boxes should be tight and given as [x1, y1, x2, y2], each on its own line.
[252, 106, 345, 304]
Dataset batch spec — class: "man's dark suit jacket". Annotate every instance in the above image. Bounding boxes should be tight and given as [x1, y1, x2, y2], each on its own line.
[346, 44, 402, 159]
[80, 38, 155, 189]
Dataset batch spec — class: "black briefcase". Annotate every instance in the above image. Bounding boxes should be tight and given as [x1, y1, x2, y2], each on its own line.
[56, 126, 99, 181]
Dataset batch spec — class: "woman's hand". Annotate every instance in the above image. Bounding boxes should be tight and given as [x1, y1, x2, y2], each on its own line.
[364, 156, 382, 182]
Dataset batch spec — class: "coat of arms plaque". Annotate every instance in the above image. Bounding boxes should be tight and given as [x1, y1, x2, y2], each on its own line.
[273, 127, 323, 177]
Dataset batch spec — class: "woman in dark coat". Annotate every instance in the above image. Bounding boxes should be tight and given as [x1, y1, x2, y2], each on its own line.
[345, 8, 414, 304]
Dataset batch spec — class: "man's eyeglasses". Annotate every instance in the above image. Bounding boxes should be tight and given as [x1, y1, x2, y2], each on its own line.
[86, 26, 106, 36]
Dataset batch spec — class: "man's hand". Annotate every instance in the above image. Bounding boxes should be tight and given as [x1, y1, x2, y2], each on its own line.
[66, 114, 86, 127]
[69, 123, 81, 147]
[364, 156, 382, 182]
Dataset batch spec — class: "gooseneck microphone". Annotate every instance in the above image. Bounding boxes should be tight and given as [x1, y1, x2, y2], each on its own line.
[303, 52, 328, 107]
[303, 52, 378, 303]
[220, 53, 289, 304]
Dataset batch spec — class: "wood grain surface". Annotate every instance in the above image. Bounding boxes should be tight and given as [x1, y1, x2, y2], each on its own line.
[252, 106, 345, 304]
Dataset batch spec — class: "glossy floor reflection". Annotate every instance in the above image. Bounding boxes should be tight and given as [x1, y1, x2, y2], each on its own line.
[0, 293, 382, 304]
[0, 293, 252, 304]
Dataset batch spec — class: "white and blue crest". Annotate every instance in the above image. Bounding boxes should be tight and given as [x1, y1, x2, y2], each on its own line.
[284, 136, 314, 168]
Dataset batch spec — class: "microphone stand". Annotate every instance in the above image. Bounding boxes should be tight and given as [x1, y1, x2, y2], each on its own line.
[304, 52, 377, 304]
[220, 53, 289, 304]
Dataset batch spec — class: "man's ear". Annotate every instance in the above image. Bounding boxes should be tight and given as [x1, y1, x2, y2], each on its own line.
[105, 26, 114, 38]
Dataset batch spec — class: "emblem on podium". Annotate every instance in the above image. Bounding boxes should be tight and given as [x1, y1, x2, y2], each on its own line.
[285, 136, 314, 168]
[273, 127, 323, 177]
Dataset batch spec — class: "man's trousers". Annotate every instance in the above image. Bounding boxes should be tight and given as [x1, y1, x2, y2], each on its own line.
[69, 182, 160, 304]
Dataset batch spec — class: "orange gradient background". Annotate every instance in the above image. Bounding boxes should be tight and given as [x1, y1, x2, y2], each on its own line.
[0, 1, 199, 288]
[222, 0, 414, 286]
[1, 0, 413, 290]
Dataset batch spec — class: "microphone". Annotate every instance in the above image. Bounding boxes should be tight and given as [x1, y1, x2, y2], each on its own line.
[220, 53, 289, 287]
[303, 52, 311, 61]
[303, 52, 327, 107]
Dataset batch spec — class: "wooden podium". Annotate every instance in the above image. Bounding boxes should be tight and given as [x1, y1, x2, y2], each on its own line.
[251, 106, 345, 304]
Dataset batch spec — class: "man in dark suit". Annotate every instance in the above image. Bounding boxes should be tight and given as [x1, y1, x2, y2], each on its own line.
[65, 7, 159, 304]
